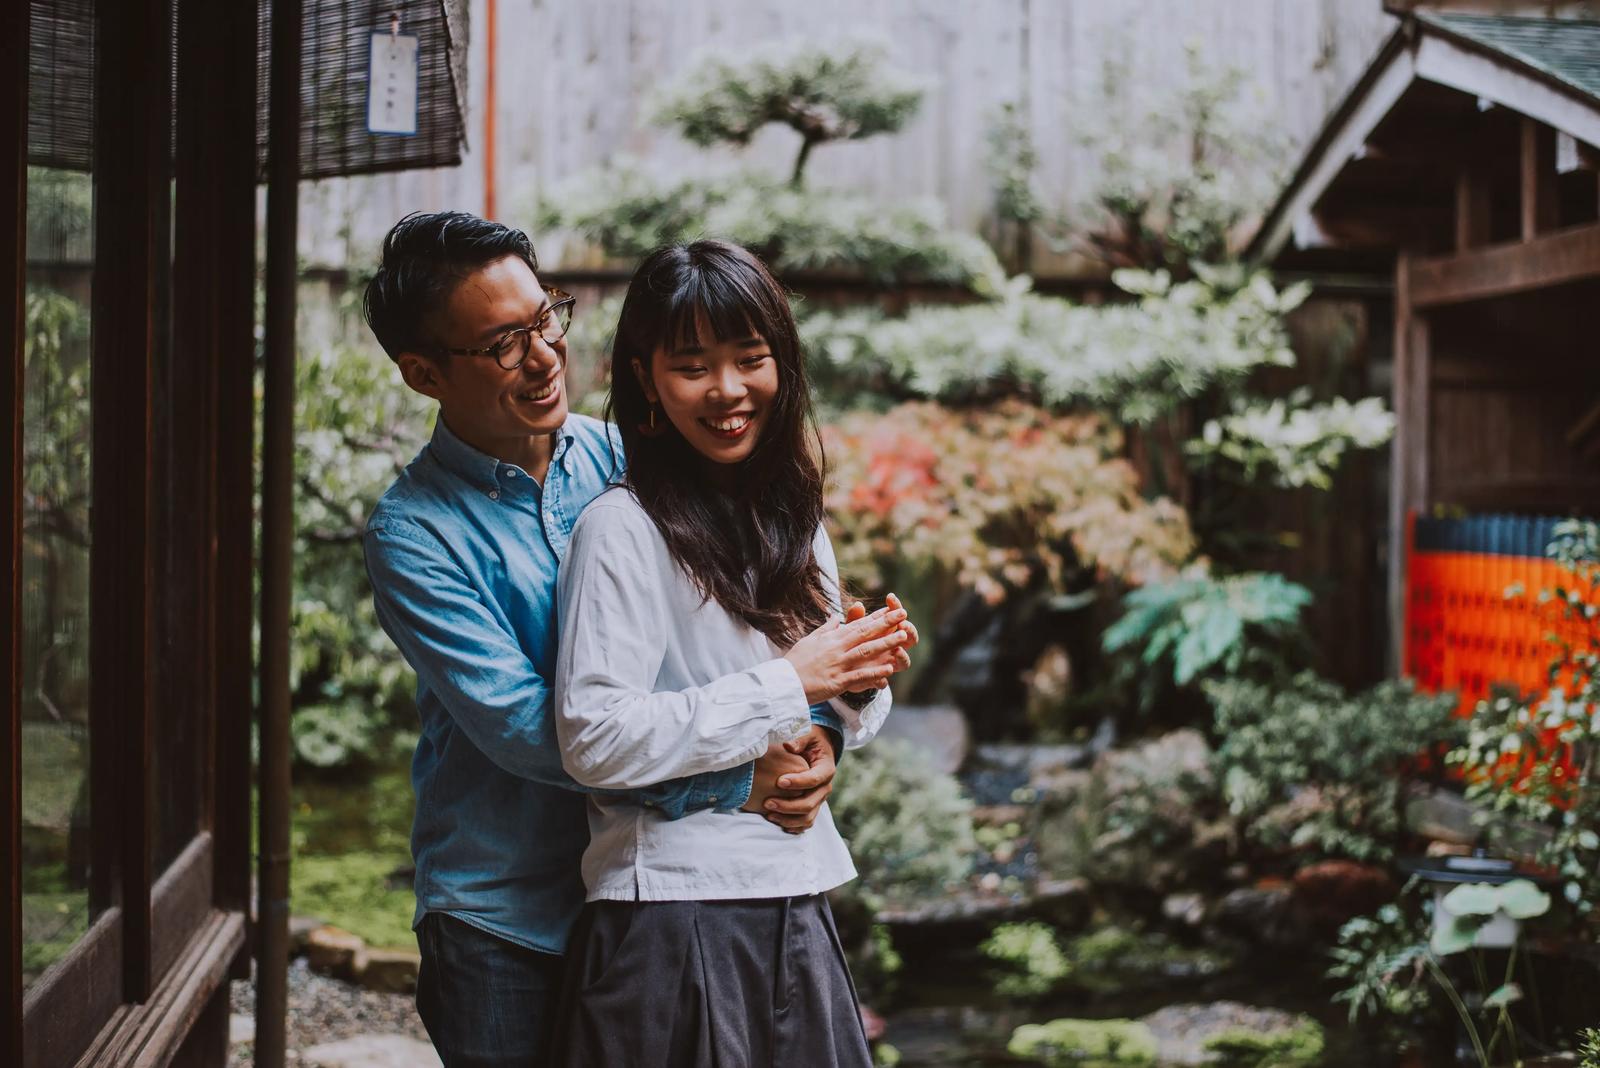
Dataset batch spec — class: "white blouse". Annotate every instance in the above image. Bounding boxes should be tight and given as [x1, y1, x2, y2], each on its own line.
[554, 486, 891, 902]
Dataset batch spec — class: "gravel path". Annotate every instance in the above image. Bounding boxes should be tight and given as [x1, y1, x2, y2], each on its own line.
[227, 959, 431, 1067]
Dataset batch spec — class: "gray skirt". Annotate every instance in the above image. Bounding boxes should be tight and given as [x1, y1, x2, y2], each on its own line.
[548, 895, 873, 1068]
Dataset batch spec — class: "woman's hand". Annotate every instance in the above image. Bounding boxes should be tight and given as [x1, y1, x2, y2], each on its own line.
[783, 602, 911, 704]
[845, 594, 918, 678]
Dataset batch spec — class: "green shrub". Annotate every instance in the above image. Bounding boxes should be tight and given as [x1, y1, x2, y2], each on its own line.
[1209, 674, 1461, 861]
[1008, 1018, 1158, 1067]
[291, 851, 416, 950]
[1579, 1027, 1600, 1068]
[537, 166, 1002, 289]
[982, 922, 1073, 999]
[829, 739, 976, 904]
[801, 270, 1307, 425]
[289, 342, 434, 768]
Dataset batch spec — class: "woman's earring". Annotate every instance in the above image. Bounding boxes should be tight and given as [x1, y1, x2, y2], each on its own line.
[638, 403, 664, 438]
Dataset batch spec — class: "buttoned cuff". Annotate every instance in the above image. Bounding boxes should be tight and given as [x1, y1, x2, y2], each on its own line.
[750, 657, 813, 746]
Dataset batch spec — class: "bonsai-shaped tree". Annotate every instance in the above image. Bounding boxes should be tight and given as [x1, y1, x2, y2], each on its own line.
[537, 39, 1001, 290]
[648, 38, 924, 186]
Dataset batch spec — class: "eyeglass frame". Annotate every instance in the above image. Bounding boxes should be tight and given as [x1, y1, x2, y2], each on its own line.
[426, 286, 577, 371]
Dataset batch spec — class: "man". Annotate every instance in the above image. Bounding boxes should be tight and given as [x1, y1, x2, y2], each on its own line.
[361, 211, 903, 1066]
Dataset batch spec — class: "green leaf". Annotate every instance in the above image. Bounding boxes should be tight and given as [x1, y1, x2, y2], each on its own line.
[1430, 915, 1485, 956]
[1441, 882, 1501, 917]
[1496, 879, 1551, 920]
[1482, 983, 1523, 1009]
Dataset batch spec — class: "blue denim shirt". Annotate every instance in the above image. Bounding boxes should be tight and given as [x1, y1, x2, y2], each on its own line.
[365, 415, 840, 955]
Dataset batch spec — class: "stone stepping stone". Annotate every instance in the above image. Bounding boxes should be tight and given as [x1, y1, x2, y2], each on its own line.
[303, 1034, 442, 1068]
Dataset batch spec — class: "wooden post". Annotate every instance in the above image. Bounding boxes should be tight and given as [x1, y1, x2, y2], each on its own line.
[92, 0, 170, 1003]
[1, 0, 27, 1061]
[1455, 168, 1491, 251]
[257, 0, 301, 1062]
[212, 0, 258, 940]
[1521, 117, 1557, 240]
[1389, 252, 1431, 675]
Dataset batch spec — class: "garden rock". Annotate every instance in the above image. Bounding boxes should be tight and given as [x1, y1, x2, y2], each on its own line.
[1291, 859, 1394, 929]
[303, 1034, 442, 1068]
[1095, 729, 1212, 796]
[306, 925, 366, 979]
[1211, 885, 1308, 949]
[1032, 730, 1224, 893]
[1032, 877, 1092, 929]
[873, 704, 969, 774]
[355, 948, 422, 994]
[1162, 892, 1207, 928]
[290, 915, 328, 956]
[1139, 1002, 1323, 1066]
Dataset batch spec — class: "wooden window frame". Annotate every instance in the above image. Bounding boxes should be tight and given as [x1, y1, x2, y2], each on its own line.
[5, 0, 256, 1064]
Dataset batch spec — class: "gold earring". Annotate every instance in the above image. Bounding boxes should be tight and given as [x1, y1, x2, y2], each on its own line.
[649, 406, 656, 431]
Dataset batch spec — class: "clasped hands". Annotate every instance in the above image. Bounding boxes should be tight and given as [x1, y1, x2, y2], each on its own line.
[742, 593, 919, 834]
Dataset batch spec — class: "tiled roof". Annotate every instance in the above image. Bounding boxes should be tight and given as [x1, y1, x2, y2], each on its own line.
[1420, 12, 1600, 102]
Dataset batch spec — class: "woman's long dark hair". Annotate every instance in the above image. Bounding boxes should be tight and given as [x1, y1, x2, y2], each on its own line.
[606, 240, 831, 647]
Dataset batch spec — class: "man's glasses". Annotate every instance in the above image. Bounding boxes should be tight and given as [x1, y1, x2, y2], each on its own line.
[435, 287, 576, 371]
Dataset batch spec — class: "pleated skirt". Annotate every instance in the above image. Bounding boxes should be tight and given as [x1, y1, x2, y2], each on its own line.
[547, 895, 873, 1068]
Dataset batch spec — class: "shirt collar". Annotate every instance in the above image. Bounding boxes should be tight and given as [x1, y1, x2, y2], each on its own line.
[429, 415, 577, 491]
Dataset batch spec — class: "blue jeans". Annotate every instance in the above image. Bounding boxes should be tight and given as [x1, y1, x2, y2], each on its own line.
[416, 912, 567, 1067]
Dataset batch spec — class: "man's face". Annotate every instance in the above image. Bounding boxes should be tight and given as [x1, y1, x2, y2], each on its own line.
[402, 254, 569, 456]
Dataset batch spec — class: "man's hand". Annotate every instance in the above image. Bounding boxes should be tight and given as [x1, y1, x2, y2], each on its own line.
[741, 726, 837, 835]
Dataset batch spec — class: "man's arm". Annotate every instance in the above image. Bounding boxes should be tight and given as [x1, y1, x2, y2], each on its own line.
[364, 523, 753, 816]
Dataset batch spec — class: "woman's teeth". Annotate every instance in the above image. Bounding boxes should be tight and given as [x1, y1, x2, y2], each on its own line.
[518, 381, 558, 402]
[703, 414, 750, 433]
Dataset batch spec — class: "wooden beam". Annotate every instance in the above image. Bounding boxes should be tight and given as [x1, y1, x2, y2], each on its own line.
[1455, 169, 1492, 251]
[1, 0, 27, 1062]
[1409, 221, 1600, 308]
[1522, 118, 1558, 239]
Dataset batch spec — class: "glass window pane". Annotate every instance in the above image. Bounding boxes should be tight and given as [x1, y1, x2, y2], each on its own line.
[22, 0, 98, 991]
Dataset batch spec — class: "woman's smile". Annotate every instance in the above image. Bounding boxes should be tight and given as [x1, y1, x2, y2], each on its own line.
[700, 410, 756, 439]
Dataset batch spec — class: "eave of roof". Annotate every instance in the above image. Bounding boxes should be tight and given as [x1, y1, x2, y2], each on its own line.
[1249, 11, 1600, 266]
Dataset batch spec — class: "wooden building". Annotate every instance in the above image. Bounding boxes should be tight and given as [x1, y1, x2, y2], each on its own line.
[1251, 9, 1600, 670]
[4, 1, 463, 1065]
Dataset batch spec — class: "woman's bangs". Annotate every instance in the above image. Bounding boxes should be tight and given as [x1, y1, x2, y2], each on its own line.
[661, 266, 770, 354]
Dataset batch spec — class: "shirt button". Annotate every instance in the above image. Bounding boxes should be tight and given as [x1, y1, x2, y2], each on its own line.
[505, 469, 518, 478]
[707, 796, 719, 805]
[487, 490, 500, 500]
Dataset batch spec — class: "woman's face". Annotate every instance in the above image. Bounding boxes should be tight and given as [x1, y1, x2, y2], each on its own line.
[635, 310, 780, 466]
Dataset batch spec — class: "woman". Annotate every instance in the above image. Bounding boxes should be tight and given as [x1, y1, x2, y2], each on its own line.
[549, 240, 912, 1067]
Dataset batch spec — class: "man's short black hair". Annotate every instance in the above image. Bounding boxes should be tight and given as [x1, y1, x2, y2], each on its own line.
[363, 210, 539, 362]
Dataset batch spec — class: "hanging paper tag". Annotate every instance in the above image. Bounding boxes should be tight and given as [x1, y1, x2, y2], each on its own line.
[368, 31, 419, 136]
